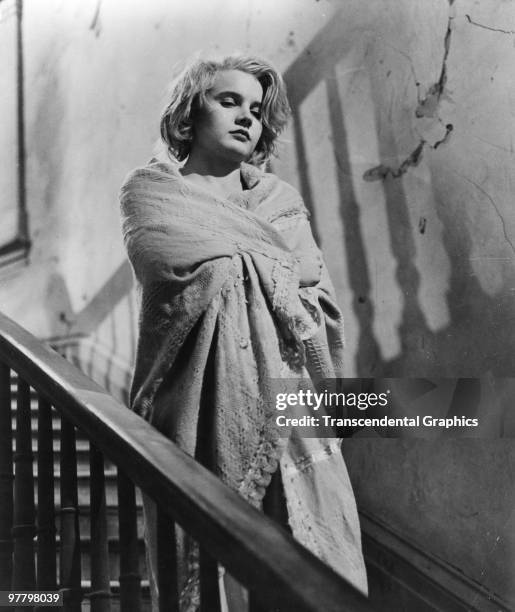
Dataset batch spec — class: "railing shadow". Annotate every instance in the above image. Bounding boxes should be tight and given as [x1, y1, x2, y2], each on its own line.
[282, 7, 515, 379]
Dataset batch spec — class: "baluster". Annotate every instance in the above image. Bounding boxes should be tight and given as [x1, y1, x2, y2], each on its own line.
[59, 418, 82, 611]
[156, 509, 178, 612]
[37, 396, 56, 590]
[0, 364, 14, 589]
[117, 470, 141, 612]
[89, 443, 111, 611]
[199, 546, 220, 612]
[12, 378, 36, 589]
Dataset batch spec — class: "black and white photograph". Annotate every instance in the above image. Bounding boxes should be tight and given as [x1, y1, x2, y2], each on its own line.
[0, 1, 514, 610]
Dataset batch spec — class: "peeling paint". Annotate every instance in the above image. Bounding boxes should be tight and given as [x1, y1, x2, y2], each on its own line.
[363, 140, 425, 182]
[433, 123, 453, 149]
[416, 12, 454, 118]
[415, 83, 442, 119]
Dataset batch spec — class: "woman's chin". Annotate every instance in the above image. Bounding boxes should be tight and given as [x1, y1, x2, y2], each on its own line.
[221, 141, 255, 162]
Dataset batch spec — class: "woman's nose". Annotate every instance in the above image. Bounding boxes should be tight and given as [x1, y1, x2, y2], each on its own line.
[236, 109, 252, 128]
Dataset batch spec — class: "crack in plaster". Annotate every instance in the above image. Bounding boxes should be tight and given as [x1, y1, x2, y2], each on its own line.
[89, 0, 102, 37]
[362, 121, 453, 182]
[471, 134, 514, 154]
[364, 3, 486, 183]
[465, 14, 515, 35]
[363, 140, 425, 181]
[416, 12, 454, 119]
[363, 7, 458, 183]
[460, 174, 515, 257]
[377, 37, 421, 96]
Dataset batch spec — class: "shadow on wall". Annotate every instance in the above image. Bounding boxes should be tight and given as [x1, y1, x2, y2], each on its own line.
[50, 6, 515, 382]
[283, 7, 515, 378]
[281, 11, 515, 603]
[44, 263, 138, 404]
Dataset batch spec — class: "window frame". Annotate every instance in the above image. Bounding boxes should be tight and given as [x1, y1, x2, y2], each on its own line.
[0, 0, 30, 273]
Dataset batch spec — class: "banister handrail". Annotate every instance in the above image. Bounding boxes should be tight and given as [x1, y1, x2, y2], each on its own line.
[0, 311, 372, 611]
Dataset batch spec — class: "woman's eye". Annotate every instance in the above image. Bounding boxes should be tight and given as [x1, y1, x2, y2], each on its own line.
[220, 98, 235, 106]
[252, 110, 262, 120]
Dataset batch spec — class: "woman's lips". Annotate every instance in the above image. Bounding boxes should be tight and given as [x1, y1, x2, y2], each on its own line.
[230, 130, 250, 141]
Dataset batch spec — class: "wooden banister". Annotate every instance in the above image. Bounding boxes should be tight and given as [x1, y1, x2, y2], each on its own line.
[0, 311, 372, 611]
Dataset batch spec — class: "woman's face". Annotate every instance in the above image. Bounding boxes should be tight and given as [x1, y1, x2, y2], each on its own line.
[191, 69, 264, 165]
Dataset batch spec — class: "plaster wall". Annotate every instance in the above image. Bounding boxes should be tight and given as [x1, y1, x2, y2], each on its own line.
[1, 0, 514, 604]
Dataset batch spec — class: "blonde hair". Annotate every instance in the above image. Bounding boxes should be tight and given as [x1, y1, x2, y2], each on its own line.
[160, 55, 291, 166]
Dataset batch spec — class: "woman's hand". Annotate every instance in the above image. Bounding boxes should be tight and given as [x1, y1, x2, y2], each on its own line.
[298, 250, 323, 287]
[276, 211, 324, 288]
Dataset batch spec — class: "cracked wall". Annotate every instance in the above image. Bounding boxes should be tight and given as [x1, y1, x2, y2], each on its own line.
[0, 0, 514, 605]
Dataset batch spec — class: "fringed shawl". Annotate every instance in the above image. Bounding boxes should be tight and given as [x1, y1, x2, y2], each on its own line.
[120, 159, 367, 607]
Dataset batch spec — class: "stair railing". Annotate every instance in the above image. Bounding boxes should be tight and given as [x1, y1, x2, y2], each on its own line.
[0, 310, 372, 612]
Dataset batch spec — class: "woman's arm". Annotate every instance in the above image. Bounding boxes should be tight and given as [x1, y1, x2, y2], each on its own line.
[271, 205, 345, 378]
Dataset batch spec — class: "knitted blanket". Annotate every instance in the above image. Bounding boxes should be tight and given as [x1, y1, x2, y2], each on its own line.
[120, 160, 367, 607]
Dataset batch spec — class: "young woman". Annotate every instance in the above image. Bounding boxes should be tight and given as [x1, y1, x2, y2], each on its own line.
[120, 54, 367, 610]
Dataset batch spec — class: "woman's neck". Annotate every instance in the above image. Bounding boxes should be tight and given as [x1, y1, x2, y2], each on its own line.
[180, 152, 245, 197]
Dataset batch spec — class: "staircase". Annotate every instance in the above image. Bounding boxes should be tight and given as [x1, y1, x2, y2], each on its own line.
[11, 373, 151, 610]
[1, 310, 374, 612]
